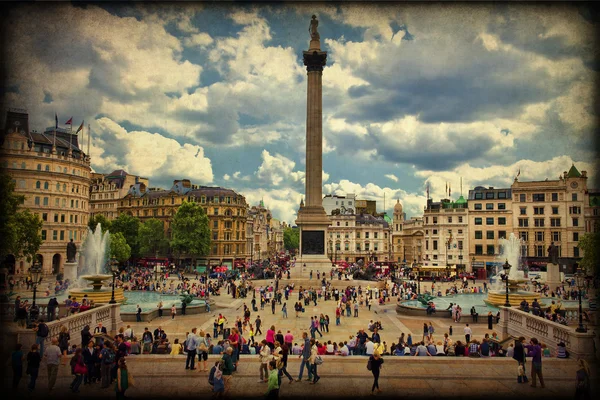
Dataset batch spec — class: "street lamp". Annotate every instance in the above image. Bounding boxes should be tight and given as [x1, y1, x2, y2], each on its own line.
[109, 257, 119, 304]
[575, 266, 587, 333]
[29, 260, 42, 308]
[418, 277, 421, 294]
[502, 259, 511, 307]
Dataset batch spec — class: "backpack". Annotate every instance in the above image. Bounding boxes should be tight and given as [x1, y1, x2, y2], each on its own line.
[104, 349, 115, 364]
[366, 358, 372, 371]
[37, 323, 49, 338]
[208, 365, 216, 386]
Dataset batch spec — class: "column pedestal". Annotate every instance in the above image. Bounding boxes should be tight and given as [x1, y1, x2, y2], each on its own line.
[64, 262, 78, 283]
[545, 263, 561, 291]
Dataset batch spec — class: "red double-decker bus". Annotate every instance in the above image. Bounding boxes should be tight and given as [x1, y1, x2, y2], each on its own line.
[135, 257, 171, 269]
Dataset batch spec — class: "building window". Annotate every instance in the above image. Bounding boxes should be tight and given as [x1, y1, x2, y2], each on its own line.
[374, 232, 378, 239]
[519, 194, 526, 202]
[336, 221, 340, 226]
[536, 245, 544, 257]
[212, 231, 218, 240]
[498, 231, 506, 239]
[365, 232, 370, 239]
[486, 231, 494, 239]
[572, 218, 579, 227]
[475, 245, 483, 255]
[54, 213, 58, 222]
[356, 232, 360, 239]
[53, 230, 58, 241]
[534, 218, 545, 227]
[520, 207, 526, 215]
[497, 217, 506, 225]
[485, 192, 494, 199]
[42, 213, 47, 221]
[552, 206, 559, 215]
[37, 164, 42, 171]
[36, 181, 41, 189]
[433, 229, 438, 235]
[486, 217, 494, 225]
[552, 232, 560, 242]
[433, 217, 438, 224]
[498, 203, 506, 210]
[214, 208, 219, 215]
[448, 217, 452, 223]
[474, 218, 482, 225]
[552, 193, 558, 201]
[573, 232, 579, 242]
[458, 229, 463, 234]
[458, 216, 463, 223]
[458, 240, 463, 250]
[532, 193, 545, 202]
[574, 247, 580, 257]
[535, 231, 544, 242]
[534, 207, 544, 215]
[433, 240, 438, 250]
[572, 193, 577, 201]
[550, 218, 561, 227]
[474, 204, 482, 210]
[41, 230, 46, 241]
[59, 231, 64, 241]
[487, 245, 495, 255]
[518, 218, 529, 227]
[521, 245, 528, 257]
[425, 241, 429, 250]
[43, 197, 49, 206]
[569, 206, 581, 214]
[486, 203, 493, 210]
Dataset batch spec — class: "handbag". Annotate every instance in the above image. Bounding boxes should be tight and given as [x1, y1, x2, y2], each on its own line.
[198, 339, 208, 353]
[74, 363, 88, 375]
[314, 355, 323, 365]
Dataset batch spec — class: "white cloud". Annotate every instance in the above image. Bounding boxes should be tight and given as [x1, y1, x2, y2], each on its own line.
[183, 32, 214, 48]
[223, 174, 231, 181]
[385, 174, 398, 182]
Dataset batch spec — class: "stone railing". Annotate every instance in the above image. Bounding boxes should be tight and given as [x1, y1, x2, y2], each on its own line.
[499, 306, 595, 360]
[9, 304, 122, 353]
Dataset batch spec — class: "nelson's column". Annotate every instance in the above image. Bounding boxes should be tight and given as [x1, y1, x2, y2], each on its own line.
[294, 15, 332, 278]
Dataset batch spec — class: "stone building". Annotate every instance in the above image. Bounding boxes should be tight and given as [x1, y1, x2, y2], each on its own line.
[90, 170, 148, 220]
[117, 179, 248, 266]
[391, 200, 424, 266]
[322, 193, 356, 215]
[422, 196, 469, 273]
[1, 109, 91, 275]
[467, 186, 513, 277]
[247, 201, 272, 261]
[510, 165, 588, 273]
[584, 189, 600, 234]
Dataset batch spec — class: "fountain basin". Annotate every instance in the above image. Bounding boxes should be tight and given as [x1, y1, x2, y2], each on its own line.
[68, 287, 126, 303]
[485, 290, 543, 307]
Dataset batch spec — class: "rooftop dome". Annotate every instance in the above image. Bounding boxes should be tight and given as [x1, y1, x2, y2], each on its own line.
[394, 199, 403, 212]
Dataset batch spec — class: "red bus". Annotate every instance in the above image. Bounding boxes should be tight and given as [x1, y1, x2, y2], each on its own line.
[136, 257, 171, 268]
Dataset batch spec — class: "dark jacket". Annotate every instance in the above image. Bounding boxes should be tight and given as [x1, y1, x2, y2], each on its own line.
[301, 337, 311, 359]
[513, 341, 526, 362]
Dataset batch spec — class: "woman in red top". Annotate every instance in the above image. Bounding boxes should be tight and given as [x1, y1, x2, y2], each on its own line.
[265, 325, 276, 350]
[228, 327, 240, 369]
[317, 342, 327, 355]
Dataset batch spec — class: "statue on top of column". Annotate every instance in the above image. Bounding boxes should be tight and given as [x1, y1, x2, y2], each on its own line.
[66, 239, 77, 263]
[309, 15, 320, 40]
[547, 241, 559, 265]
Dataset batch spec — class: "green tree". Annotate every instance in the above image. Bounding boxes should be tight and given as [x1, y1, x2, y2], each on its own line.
[110, 213, 141, 258]
[578, 231, 599, 276]
[138, 218, 169, 256]
[110, 232, 131, 263]
[170, 201, 211, 264]
[284, 227, 299, 251]
[0, 172, 43, 263]
[88, 214, 111, 233]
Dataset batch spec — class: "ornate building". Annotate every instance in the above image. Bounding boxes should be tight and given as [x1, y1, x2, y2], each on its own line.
[90, 170, 148, 220]
[117, 179, 248, 266]
[391, 200, 424, 266]
[247, 201, 272, 261]
[1, 109, 91, 275]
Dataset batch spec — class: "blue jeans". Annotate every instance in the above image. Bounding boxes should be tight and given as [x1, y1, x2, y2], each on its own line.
[309, 363, 319, 382]
[36, 336, 45, 358]
[298, 358, 313, 380]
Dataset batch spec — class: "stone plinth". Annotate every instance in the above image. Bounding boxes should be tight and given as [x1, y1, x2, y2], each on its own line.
[546, 262, 562, 291]
[63, 261, 78, 283]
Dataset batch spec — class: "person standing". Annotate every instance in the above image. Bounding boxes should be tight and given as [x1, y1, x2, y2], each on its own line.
[512, 336, 528, 383]
[34, 319, 49, 358]
[463, 324, 472, 344]
[308, 338, 320, 384]
[26, 343, 41, 392]
[45, 338, 62, 390]
[10, 343, 24, 389]
[136, 305, 142, 322]
[115, 358, 134, 400]
[524, 337, 545, 388]
[255, 316, 263, 335]
[83, 339, 97, 384]
[258, 340, 271, 382]
[266, 360, 280, 399]
[69, 348, 86, 393]
[185, 328, 199, 370]
[171, 304, 177, 319]
[221, 347, 234, 396]
[296, 332, 313, 382]
[282, 303, 288, 319]
[157, 301, 163, 318]
[487, 311, 493, 330]
[368, 352, 384, 394]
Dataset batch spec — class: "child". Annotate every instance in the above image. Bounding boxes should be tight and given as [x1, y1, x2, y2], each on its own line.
[517, 362, 526, 383]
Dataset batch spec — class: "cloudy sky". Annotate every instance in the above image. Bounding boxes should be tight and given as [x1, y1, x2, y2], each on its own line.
[3, 2, 599, 224]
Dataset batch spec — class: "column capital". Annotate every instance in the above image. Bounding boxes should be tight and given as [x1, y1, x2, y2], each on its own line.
[303, 50, 327, 72]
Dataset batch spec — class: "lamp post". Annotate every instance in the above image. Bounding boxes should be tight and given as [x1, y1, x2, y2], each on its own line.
[575, 266, 587, 333]
[418, 277, 422, 294]
[29, 260, 42, 308]
[502, 259, 511, 307]
[109, 258, 119, 304]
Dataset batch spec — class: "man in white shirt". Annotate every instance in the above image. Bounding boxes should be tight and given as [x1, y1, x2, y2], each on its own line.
[340, 342, 349, 356]
[365, 337, 375, 356]
[347, 336, 357, 355]
[464, 324, 472, 343]
[45, 337, 62, 390]
[124, 325, 133, 340]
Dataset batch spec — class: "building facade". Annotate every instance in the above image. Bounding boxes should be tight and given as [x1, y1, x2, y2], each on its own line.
[323, 193, 356, 215]
[468, 186, 513, 277]
[1, 109, 91, 275]
[327, 212, 391, 263]
[118, 179, 248, 265]
[422, 196, 469, 273]
[510, 165, 588, 273]
[90, 170, 148, 221]
[391, 200, 424, 266]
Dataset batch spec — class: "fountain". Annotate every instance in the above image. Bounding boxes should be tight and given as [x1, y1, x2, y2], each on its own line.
[68, 224, 126, 303]
[485, 233, 541, 307]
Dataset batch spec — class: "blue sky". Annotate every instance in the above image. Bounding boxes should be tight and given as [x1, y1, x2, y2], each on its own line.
[3, 2, 598, 224]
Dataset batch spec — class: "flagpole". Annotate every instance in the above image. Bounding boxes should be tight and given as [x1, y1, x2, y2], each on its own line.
[88, 123, 91, 157]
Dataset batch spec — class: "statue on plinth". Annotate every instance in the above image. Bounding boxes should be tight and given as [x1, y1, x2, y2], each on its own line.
[66, 239, 77, 263]
[309, 15, 320, 40]
[547, 242, 559, 265]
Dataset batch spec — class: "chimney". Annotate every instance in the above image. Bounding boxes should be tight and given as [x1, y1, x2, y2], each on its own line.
[581, 171, 587, 178]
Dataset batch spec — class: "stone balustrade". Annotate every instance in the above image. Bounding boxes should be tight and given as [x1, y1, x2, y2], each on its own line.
[498, 306, 595, 360]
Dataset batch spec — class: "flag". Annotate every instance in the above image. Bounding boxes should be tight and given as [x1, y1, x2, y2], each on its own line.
[445, 182, 448, 196]
[75, 120, 84, 134]
[65, 117, 73, 125]
[55, 113, 58, 129]
[426, 182, 430, 199]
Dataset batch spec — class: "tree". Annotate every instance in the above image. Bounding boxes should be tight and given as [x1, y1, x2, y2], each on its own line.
[138, 218, 169, 256]
[284, 227, 299, 251]
[88, 214, 111, 233]
[170, 201, 211, 264]
[110, 232, 131, 263]
[110, 213, 141, 258]
[578, 231, 599, 276]
[0, 172, 42, 263]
